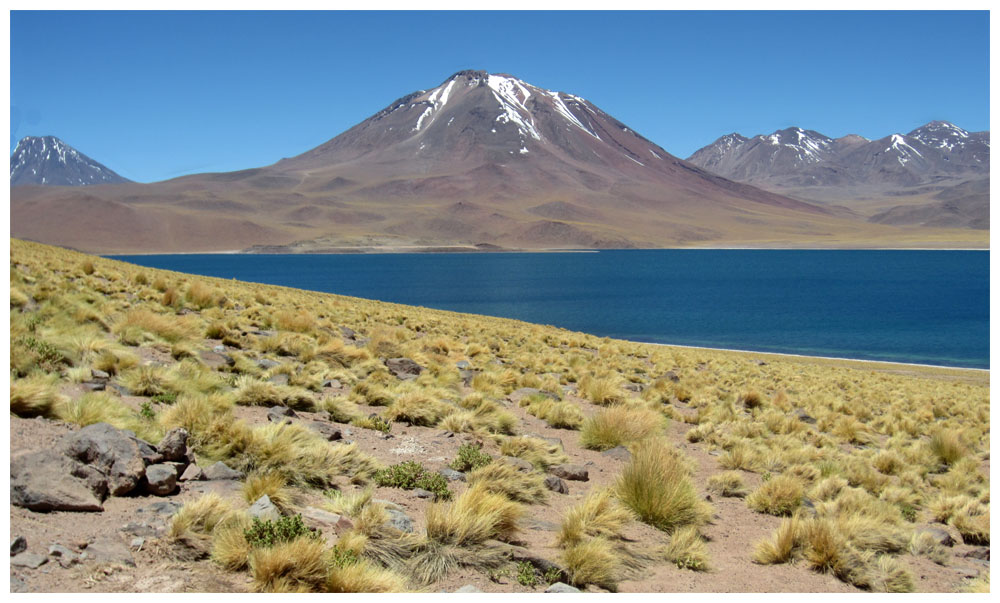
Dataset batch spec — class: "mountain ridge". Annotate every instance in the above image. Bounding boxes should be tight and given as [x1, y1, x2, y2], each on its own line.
[686, 122, 989, 230]
[10, 136, 132, 187]
[10, 72, 987, 252]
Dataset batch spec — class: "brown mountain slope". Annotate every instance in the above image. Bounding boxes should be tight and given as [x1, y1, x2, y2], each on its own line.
[10, 71, 987, 253]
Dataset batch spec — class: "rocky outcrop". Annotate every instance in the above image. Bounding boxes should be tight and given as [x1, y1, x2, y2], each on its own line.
[11, 450, 108, 512]
[12, 422, 197, 513]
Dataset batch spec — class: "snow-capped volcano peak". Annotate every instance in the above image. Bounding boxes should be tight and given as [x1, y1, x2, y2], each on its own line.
[291, 69, 672, 174]
[10, 136, 131, 186]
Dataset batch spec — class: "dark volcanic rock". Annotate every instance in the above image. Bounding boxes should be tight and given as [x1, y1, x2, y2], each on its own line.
[203, 461, 244, 481]
[11, 450, 107, 512]
[549, 464, 589, 481]
[385, 357, 424, 379]
[63, 423, 148, 496]
[544, 475, 569, 494]
[145, 464, 179, 496]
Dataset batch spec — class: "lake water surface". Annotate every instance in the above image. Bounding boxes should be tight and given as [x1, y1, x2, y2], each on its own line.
[109, 250, 989, 369]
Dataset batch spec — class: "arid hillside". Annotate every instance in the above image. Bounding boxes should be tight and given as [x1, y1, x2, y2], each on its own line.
[10, 72, 988, 253]
[9, 238, 990, 593]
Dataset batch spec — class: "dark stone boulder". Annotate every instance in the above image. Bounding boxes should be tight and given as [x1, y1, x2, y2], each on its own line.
[792, 409, 816, 424]
[438, 468, 466, 482]
[601, 446, 631, 462]
[145, 464, 178, 496]
[203, 461, 244, 481]
[157, 428, 190, 463]
[549, 464, 589, 482]
[308, 421, 342, 441]
[501, 456, 535, 473]
[385, 357, 424, 379]
[248, 495, 281, 522]
[11, 450, 107, 512]
[267, 405, 297, 423]
[544, 475, 569, 494]
[63, 423, 148, 496]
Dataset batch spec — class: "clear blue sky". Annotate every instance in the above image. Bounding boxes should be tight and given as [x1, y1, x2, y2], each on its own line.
[10, 10, 990, 183]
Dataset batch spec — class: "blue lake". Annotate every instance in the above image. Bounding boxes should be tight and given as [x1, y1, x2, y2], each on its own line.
[108, 250, 989, 369]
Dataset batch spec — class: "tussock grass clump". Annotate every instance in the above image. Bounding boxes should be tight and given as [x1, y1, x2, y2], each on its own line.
[186, 281, 221, 309]
[114, 308, 196, 344]
[169, 494, 236, 540]
[556, 489, 634, 547]
[211, 513, 254, 571]
[580, 404, 664, 451]
[382, 392, 455, 427]
[325, 558, 408, 593]
[465, 461, 548, 504]
[561, 537, 630, 592]
[233, 375, 316, 410]
[55, 392, 163, 443]
[579, 374, 626, 406]
[706, 471, 749, 498]
[928, 429, 966, 466]
[746, 475, 804, 516]
[520, 396, 585, 429]
[663, 526, 710, 571]
[10, 374, 65, 418]
[317, 396, 362, 423]
[616, 438, 710, 533]
[249, 536, 328, 593]
[243, 471, 296, 512]
[499, 435, 569, 469]
[425, 482, 522, 546]
[717, 442, 760, 472]
[273, 309, 315, 334]
[438, 400, 516, 434]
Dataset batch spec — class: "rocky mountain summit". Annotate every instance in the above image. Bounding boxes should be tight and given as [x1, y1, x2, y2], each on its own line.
[16, 70, 973, 253]
[687, 122, 989, 229]
[10, 136, 131, 186]
[687, 121, 988, 188]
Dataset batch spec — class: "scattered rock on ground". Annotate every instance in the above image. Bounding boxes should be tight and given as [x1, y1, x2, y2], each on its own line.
[157, 428, 190, 462]
[501, 456, 535, 472]
[385, 357, 424, 379]
[308, 421, 342, 441]
[549, 464, 589, 481]
[11, 552, 48, 569]
[438, 468, 465, 481]
[455, 585, 482, 593]
[384, 508, 414, 533]
[82, 537, 136, 567]
[412, 488, 434, 499]
[545, 582, 581, 593]
[267, 406, 296, 422]
[179, 464, 205, 482]
[11, 450, 107, 512]
[202, 461, 244, 481]
[63, 423, 148, 496]
[145, 464, 179, 496]
[544, 475, 569, 494]
[248, 495, 282, 522]
[601, 446, 631, 461]
[792, 409, 816, 424]
[11, 535, 27, 556]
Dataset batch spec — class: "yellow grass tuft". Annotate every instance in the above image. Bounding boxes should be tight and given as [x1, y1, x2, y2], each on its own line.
[616, 438, 711, 533]
[465, 461, 548, 504]
[499, 435, 569, 469]
[10, 374, 65, 418]
[425, 482, 523, 546]
[249, 536, 328, 593]
[663, 526, 710, 571]
[556, 488, 635, 548]
[746, 475, 804, 516]
[580, 404, 665, 451]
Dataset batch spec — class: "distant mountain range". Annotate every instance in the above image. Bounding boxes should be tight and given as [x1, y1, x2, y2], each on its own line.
[10, 136, 131, 186]
[10, 72, 987, 252]
[687, 122, 989, 229]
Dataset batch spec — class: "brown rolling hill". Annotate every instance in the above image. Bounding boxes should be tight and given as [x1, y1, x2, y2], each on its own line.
[10, 71, 987, 253]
